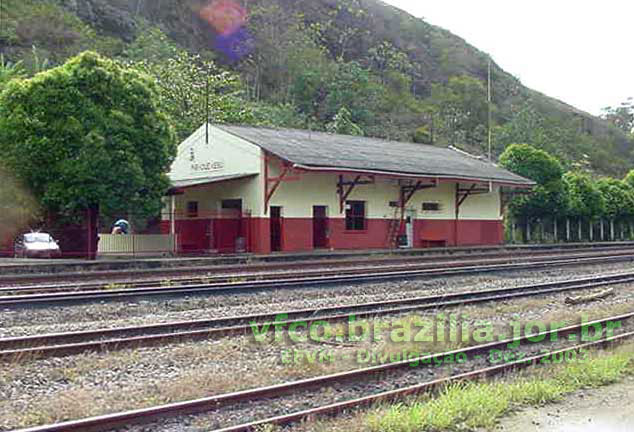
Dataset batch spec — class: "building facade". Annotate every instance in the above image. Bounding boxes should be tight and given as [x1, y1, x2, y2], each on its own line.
[162, 124, 533, 254]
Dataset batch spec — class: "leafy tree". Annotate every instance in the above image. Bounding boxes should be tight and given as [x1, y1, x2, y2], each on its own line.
[596, 178, 634, 220]
[601, 97, 634, 135]
[562, 171, 604, 220]
[623, 169, 634, 189]
[0, 51, 176, 219]
[123, 26, 180, 64]
[243, 2, 328, 102]
[499, 144, 567, 219]
[425, 75, 488, 148]
[323, 61, 384, 128]
[0, 54, 25, 91]
[250, 102, 308, 129]
[132, 49, 252, 141]
[368, 41, 413, 83]
[326, 106, 364, 136]
[292, 60, 384, 131]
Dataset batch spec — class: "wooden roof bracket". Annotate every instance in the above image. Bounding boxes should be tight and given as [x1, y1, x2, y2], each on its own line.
[338, 174, 375, 213]
[264, 154, 301, 214]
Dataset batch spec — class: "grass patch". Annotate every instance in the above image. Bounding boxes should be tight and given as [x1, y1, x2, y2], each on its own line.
[366, 347, 634, 431]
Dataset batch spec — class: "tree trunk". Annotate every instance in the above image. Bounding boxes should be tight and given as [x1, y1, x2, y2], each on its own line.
[511, 220, 515, 243]
[553, 218, 558, 243]
[526, 219, 531, 242]
[590, 220, 593, 241]
[578, 219, 582, 241]
[610, 219, 615, 241]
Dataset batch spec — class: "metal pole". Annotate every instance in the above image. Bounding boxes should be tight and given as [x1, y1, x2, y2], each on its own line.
[205, 73, 209, 144]
[487, 58, 492, 162]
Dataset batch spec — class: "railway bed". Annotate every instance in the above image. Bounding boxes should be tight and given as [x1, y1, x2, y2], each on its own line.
[2, 270, 633, 362]
[12, 311, 634, 432]
[3, 247, 634, 307]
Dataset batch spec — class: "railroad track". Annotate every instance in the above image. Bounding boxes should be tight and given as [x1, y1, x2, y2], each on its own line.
[13, 311, 634, 432]
[3, 248, 634, 307]
[3, 271, 634, 362]
[4, 243, 634, 290]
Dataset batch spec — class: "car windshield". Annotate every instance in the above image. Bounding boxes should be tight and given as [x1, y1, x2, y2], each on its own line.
[24, 233, 53, 243]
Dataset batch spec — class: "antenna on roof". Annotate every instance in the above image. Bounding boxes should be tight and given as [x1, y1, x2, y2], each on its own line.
[487, 57, 492, 162]
[205, 72, 210, 145]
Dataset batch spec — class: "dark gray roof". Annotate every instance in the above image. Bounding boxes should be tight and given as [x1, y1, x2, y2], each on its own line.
[217, 125, 534, 186]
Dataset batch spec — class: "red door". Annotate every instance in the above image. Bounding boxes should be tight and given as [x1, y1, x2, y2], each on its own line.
[313, 206, 329, 248]
[270, 206, 282, 252]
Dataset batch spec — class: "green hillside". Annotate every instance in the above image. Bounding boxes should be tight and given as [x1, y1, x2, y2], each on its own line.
[1, 0, 632, 176]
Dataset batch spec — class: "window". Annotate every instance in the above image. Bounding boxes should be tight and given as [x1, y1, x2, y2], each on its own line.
[345, 201, 366, 231]
[422, 202, 441, 212]
[221, 199, 242, 211]
[187, 201, 199, 218]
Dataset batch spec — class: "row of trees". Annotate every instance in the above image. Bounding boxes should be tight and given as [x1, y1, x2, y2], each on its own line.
[500, 143, 634, 241]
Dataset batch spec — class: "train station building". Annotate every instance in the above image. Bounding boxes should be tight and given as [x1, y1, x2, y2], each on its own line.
[162, 124, 534, 254]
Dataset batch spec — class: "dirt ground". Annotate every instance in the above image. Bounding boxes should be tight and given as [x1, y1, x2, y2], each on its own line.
[492, 375, 634, 432]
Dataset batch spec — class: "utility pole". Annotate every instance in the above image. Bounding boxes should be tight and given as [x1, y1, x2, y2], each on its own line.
[487, 57, 492, 162]
[205, 72, 210, 144]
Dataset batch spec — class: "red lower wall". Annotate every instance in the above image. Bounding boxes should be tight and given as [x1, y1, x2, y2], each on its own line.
[164, 217, 504, 254]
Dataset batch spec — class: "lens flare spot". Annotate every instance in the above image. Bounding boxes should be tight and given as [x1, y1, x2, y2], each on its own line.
[200, 0, 247, 36]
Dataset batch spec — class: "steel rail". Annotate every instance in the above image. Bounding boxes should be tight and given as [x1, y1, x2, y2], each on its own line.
[3, 243, 634, 290]
[13, 312, 634, 432]
[3, 244, 633, 293]
[2, 250, 634, 307]
[3, 271, 634, 361]
[215, 331, 634, 432]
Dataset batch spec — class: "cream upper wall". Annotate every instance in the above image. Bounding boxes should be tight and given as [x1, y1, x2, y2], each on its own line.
[168, 125, 264, 216]
[270, 171, 501, 220]
[169, 124, 262, 181]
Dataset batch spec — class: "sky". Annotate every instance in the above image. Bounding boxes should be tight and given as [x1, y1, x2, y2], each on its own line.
[382, 0, 633, 116]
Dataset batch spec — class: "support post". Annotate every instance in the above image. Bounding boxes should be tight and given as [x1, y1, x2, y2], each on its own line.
[590, 220, 594, 241]
[566, 218, 570, 242]
[170, 194, 177, 254]
[600, 219, 604, 241]
[578, 219, 582, 241]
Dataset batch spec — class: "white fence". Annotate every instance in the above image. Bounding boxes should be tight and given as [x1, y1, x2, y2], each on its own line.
[98, 234, 177, 256]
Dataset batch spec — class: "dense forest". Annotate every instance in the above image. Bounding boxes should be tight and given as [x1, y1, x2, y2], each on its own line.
[1, 0, 632, 177]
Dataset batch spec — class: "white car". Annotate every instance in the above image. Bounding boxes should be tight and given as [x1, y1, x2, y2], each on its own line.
[14, 232, 62, 259]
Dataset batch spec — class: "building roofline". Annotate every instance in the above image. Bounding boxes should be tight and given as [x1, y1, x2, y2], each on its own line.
[291, 163, 535, 188]
[213, 124, 535, 188]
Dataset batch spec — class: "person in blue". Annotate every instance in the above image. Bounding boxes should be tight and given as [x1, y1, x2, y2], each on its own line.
[112, 219, 130, 235]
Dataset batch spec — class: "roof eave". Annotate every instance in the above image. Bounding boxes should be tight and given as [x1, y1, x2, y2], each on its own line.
[291, 163, 535, 189]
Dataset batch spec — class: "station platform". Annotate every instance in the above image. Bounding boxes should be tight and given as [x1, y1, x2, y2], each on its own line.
[1, 241, 633, 276]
